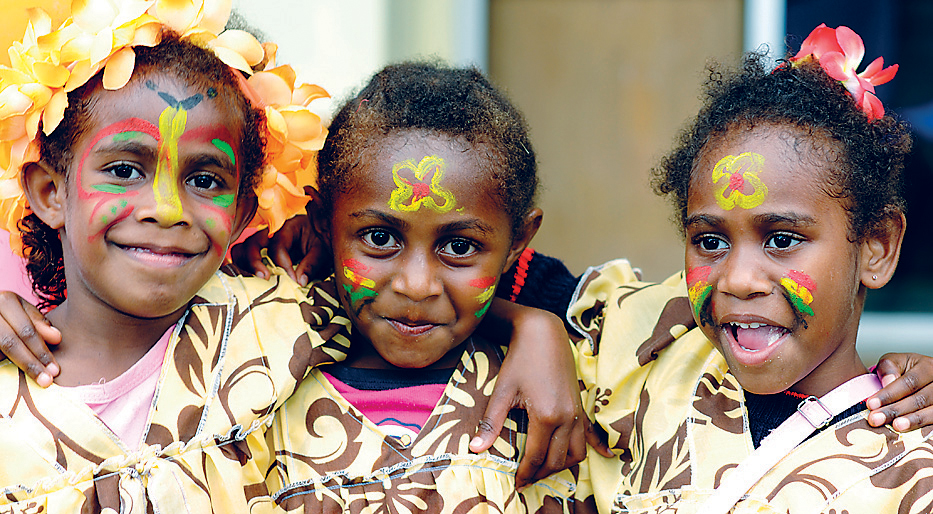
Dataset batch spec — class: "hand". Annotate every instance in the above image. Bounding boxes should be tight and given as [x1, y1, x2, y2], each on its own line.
[230, 194, 328, 284]
[866, 352, 933, 431]
[470, 300, 612, 489]
[0, 291, 61, 387]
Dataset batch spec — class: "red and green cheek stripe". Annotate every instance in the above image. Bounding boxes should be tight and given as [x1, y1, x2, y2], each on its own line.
[686, 266, 713, 320]
[781, 270, 816, 317]
[470, 276, 496, 318]
[342, 259, 378, 306]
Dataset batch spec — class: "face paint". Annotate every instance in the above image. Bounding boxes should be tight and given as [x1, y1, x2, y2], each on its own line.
[212, 139, 236, 166]
[781, 269, 816, 317]
[469, 276, 496, 318]
[686, 266, 713, 321]
[212, 194, 235, 208]
[388, 155, 456, 213]
[711, 151, 768, 210]
[77, 119, 159, 241]
[342, 258, 378, 312]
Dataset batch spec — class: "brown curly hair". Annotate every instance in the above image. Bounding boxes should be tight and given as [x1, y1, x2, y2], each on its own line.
[652, 53, 912, 242]
[19, 32, 266, 309]
[317, 61, 538, 238]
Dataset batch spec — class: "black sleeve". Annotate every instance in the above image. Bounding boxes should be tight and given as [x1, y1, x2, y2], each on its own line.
[496, 249, 580, 319]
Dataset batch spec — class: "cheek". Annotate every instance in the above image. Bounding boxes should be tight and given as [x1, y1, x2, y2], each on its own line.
[468, 276, 497, 318]
[340, 258, 379, 311]
[686, 266, 713, 320]
[85, 193, 137, 241]
[781, 270, 817, 317]
[200, 202, 235, 256]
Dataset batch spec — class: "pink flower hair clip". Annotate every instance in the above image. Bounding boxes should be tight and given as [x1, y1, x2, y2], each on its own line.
[789, 23, 898, 120]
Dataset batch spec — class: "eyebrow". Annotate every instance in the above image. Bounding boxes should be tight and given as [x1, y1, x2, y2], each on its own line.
[438, 218, 495, 235]
[684, 212, 818, 229]
[182, 153, 237, 173]
[350, 209, 410, 230]
[93, 140, 157, 162]
[348, 210, 497, 236]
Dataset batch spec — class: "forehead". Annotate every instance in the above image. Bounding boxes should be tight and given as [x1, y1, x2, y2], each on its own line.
[690, 124, 840, 203]
[82, 71, 239, 139]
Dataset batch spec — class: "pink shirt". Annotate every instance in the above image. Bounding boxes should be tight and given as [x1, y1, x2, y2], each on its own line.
[64, 325, 173, 449]
[323, 371, 446, 441]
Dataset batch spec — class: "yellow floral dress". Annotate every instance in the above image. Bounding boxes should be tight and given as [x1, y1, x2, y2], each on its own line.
[264, 335, 579, 513]
[569, 259, 933, 514]
[0, 269, 351, 514]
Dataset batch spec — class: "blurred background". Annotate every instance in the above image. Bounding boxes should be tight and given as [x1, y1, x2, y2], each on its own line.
[1, 0, 930, 361]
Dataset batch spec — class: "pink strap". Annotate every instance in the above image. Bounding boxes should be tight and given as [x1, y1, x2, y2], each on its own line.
[698, 374, 882, 514]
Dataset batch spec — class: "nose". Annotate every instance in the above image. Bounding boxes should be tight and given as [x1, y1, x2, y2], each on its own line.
[136, 173, 190, 228]
[391, 251, 443, 302]
[717, 246, 771, 300]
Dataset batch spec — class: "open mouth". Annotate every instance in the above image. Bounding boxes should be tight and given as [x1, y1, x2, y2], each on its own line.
[727, 322, 788, 353]
[116, 244, 196, 267]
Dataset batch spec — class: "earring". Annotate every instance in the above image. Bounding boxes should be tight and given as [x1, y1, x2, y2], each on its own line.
[872, 275, 878, 280]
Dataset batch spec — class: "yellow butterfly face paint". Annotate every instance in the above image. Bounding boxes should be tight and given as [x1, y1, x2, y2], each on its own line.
[388, 155, 456, 213]
[711, 151, 768, 210]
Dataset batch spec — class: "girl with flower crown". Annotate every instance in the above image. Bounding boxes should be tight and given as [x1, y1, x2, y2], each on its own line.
[0, 2, 592, 511]
[568, 24, 933, 512]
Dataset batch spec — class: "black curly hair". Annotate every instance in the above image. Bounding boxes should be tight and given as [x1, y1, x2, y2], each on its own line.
[652, 53, 911, 242]
[19, 32, 266, 309]
[317, 61, 538, 238]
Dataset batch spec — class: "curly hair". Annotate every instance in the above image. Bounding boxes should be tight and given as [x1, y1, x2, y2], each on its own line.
[20, 32, 266, 309]
[652, 53, 911, 241]
[317, 61, 538, 237]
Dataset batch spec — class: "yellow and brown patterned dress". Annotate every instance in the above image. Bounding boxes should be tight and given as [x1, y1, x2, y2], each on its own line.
[0, 269, 351, 513]
[569, 259, 933, 514]
[264, 335, 579, 513]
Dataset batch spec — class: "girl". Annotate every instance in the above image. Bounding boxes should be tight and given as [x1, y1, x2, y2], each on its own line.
[260, 62, 581, 511]
[570, 25, 931, 512]
[0, 4, 585, 511]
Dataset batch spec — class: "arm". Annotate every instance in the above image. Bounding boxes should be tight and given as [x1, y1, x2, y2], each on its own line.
[0, 291, 60, 386]
[473, 298, 612, 488]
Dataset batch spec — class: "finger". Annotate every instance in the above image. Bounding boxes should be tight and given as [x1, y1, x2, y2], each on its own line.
[565, 417, 588, 467]
[294, 246, 326, 286]
[584, 418, 614, 458]
[866, 361, 925, 411]
[268, 243, 297, 282]
[514, 414, 553, 489]
[230, 233, 271, 279]
[867, 382, 933, 430]
[0, 297, 60, 386]
[470, 385, 514, 454]
[527, 422, 570, 485]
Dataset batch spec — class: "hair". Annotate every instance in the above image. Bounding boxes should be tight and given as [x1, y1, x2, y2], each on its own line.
[19, 32, 266, 309]
[652, 53, 912, 242]
[317, 61, 538, 237]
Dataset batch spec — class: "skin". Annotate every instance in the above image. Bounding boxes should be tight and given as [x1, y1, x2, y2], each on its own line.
[21, 72, 252, 386]
[685, 123, 903, 396]
[324, 130, 539, 370]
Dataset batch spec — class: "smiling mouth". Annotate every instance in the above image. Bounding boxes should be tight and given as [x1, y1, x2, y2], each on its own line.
[116, 244, 197, 266]
[727, 322, 789, 352]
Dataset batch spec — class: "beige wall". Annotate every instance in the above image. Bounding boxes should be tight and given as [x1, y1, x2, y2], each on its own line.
[490, 0, 742, 280]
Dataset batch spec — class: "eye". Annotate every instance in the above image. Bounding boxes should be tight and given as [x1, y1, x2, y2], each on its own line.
[440, 239, 478, 257]
[104, 162, 142, 180]
[187, 173, 224, 191]
[362, 229, 398, 249]
[697, 235, 728, 252]
[766, 233, 802, 249]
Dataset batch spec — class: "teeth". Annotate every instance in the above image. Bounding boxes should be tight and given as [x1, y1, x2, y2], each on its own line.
[732, 322, 764, 329]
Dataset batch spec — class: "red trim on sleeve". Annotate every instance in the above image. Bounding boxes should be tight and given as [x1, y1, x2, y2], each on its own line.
[509, 247, 535, 302]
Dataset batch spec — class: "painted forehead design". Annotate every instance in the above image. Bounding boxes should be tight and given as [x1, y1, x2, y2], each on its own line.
[387, 155, 457, 213]
[710, 151, 768, 210]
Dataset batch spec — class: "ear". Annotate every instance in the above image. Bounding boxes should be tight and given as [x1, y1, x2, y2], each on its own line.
[307, 187, 332, 244]
[230, 193, 258, 242]
[504, 208, 543, 270]
[21, 161, 66, 229]
[859, 211, 906, 289]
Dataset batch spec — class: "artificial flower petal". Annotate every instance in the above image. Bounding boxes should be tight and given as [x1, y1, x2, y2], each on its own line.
[41, 89, 68, 136]
[151, 0, 201, 34]
[31, 62, 69, 88]
[199, 0, 232, 34]
[214, 30, 264, 66]
[25, 8, 53, 39]
[867, 61, 898, 86]
[818, 52, 849, 81]
[73, 0, 119, 33]
[89, 28, 115, 64]
[248, 71, 292, 107]
[292, 83, 329, 105]
[210, 46, 252, 74]
[863, 92, 884, 120]
[833, 26, 864, 70]
[65, 61, 98, 92]
[103, 47, 136, 90]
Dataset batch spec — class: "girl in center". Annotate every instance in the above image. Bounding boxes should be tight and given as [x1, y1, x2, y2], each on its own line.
[263, 62, 581, 511]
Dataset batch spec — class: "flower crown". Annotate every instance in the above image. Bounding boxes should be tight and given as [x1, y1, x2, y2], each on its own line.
[789, 23, 898, 121]
[0, 0, 328, 256]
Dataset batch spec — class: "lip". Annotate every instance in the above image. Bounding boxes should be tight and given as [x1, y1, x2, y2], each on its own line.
[719, 314, 790, 367]
[384, 317, 441, 337]
[113, 242, 201, 268]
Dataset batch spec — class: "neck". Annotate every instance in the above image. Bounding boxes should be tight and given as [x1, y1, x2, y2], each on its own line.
[46, 296, 184, 386]
[787, 344, 868, 397]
